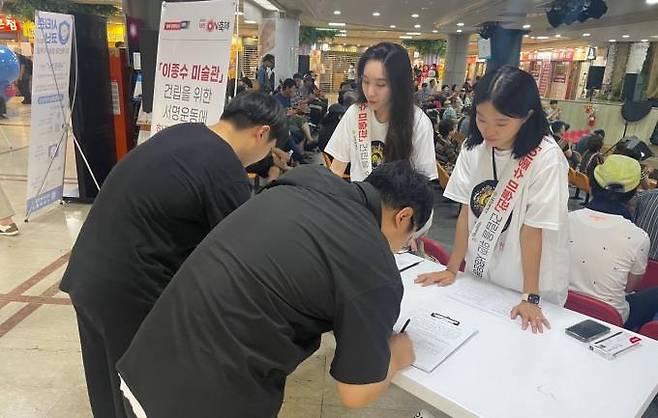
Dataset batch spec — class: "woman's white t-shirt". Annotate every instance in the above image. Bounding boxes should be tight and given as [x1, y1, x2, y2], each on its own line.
[444, 137, 570, 305]
[325, 104, 438, 182]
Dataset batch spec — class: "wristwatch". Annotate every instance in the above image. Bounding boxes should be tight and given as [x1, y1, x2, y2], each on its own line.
[522, 293, 541, 305]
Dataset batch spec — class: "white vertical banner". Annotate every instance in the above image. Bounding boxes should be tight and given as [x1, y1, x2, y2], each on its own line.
[150, 0, 236, 136]
[25, 11, 74, 217]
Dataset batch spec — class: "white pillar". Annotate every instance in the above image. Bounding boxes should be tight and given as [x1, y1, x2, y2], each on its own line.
[444, 34, 470, 88]
[259, 12, 299, 82]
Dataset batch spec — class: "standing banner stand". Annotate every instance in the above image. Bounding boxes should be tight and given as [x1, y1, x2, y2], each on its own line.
[149, 0, 236, 136]
[25, 11, 76, 220]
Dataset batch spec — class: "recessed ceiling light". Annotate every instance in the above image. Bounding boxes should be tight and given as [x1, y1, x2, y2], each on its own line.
[372, 12, 381, 16]
[400, 35, 413, 39]
[537, 36, 549, 40]
[252, 0, 278, 12]
[406, 32, 422, 35]
[583, 33, 591, 37]
[523, 34, 529, 38]
[647, 0, 658, 4]
[555, 34, 561, 38]
[339, 29, 347, 33]
[414, 24, 421, 28]
[523, 24, 531, 29]
[411, 13, 420, 18]
[432, 30, 438, 33]
[530, 36, 536, 39]
[622, 34, 630, 38]
[336, 34, 347, 37]
[642, 39, 649, 42]
[328, 22, 346, 27]
[236, 11, 244, 16]
[609, 39, 616, 42]
[457, 29, 463, 33]
[457, 22, 464, 27]
[244, 20, 257, 24]
[333, 10, 341, 15]
[390, 25, 397, 29]
[653, 35, 658, 38]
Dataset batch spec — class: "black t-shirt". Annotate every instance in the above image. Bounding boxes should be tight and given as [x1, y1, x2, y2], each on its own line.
[60, 123, 250, 306]
[117, 166, 402, 418]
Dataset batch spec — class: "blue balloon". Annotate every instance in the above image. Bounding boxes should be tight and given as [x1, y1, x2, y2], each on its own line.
[0, 47, 20, 83]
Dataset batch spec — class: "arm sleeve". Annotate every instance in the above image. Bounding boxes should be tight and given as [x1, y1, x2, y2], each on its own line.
[443, 147, 472, 205]
[330, 283, 403, 385]
[524, 154, 569, 231]
[411, 112, 439, 180]
[324, 105, 356, 163]
[202, 180, 251, 228]
[630, 233, 651, 275]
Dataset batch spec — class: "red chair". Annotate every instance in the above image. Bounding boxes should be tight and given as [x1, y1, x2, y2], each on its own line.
[420, 237, 466, 271]
[639, 321, 658, 340]
[635, 260, 658, 292]
[564, 290, 624, 327]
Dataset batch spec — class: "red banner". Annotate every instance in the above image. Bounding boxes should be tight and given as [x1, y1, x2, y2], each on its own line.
[0, 16, 21, 32]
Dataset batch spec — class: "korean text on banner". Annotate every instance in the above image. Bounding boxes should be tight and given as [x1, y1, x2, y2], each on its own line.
[25, 11, 74, 217]
[150, 0, 236, 136]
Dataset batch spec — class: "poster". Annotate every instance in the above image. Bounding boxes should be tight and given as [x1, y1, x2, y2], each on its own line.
[150, 0, 235, 135]
[25, 11, 73, 217]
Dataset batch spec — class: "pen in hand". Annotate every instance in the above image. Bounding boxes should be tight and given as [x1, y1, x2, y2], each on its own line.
[400, 318, 411, 333]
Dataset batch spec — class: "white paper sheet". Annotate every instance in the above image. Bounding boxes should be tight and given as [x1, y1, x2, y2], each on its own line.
[396, 309, 477, 373]
[447, 279, 520, 319]
[395, 253, 425, 272]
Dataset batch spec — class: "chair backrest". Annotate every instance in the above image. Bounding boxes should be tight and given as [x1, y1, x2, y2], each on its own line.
[436, 162, 450, 190]
[572, 170, 591, 193]
[635, 260, 658, 292]
[564, 290, 624, 327]
[322, 152, 332, 168]
[421, 237, 451, 266]
[639, 321, 658, 340]
[568, 167, 576, 184]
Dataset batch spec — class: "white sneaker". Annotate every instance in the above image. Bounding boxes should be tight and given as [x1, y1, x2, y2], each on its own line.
[0, 223, 18, 236]
[412, 409, 437, 418]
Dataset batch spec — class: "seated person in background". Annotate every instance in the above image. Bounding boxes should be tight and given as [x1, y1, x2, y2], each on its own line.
[615, 145, 653, 190]
[274, 78, 318, 157]
[450, 95, 463, 114]
[318, 90, 359, 151]
[434, 119, 459, 171]
[546, 99, 561, 122]
[568, 155, 657, 330]
[117, 162, 433, 418]
[575, 128, 605, 155]
[440, 84, 451, 100]
[457, 105, 471, 137]
[634, 189, 658, 261]
[578, 134, 604, 176]
[246, 147, 293, 183]
[441, 98, 458, 122]
[429, 79, 439, 94]
[551, 121, 580, 168]
[415, 82, 431, 104]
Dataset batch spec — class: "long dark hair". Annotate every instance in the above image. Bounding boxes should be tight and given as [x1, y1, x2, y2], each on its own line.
[357, 42, 415, 162]
[465, 66, 549, 158]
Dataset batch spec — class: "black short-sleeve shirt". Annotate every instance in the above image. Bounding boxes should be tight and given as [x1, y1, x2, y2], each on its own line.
[117, 166, 403, 418]
[60, 123, 250, 304]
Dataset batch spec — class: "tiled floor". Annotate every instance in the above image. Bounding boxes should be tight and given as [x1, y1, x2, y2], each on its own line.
[0, 98, 447, 418]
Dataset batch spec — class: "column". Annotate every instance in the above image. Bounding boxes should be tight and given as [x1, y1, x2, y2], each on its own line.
[443, 34, 470, 87]
[259, 12, 300, 81]
[486, 27, 524, 73]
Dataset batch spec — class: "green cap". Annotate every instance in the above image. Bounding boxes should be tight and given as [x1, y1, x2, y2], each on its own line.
[593, 155, 641, 193]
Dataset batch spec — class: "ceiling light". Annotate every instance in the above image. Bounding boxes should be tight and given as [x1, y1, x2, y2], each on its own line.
[411, 13, 420, 18]
[457, 29, 463, 33]
[236, 11, 244, 16]
[642, 39, 649, 42]
[432, 30, 438, 33]
[333, 10, 341, 15]
[523, 34, 529, 38]
[523, 24, 531, 29]
[457, 22, 465, 27]
[530, 36, 536, 39]
[316, 28, 337, 31]
[609, 39, 616, 42]
[244, 20, 257, 24]
[400, 35, 413, 39]
[328, 22, 346, 27]
[583, 33, 591, 37]
[252, 0, 278, 12]
[622, 34, 630, 38]
[555, 34, 561, 38]
[406, 32, 422, 35]
[414, 24, 421, 28]
[336, 34, 347, 37]
[390, 25, 397, 28]
[372, 12, 381, 16]
[339, 29, 347, 33]
[647, 0, 658, 4]
[537, 36, 549, 40]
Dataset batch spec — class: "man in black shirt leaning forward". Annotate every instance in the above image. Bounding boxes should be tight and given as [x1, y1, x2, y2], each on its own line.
[117, 161, 434, 418]
[59, 91, 288, 418]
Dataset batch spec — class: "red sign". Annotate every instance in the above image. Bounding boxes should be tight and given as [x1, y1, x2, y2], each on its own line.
[0, 16, 21, 32]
